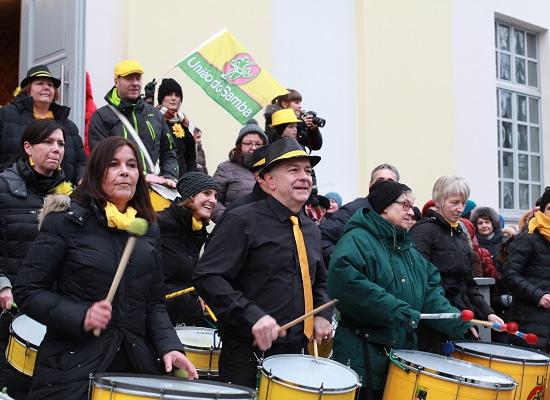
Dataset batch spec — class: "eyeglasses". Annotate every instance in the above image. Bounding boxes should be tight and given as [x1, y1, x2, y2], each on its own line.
[394, 201, 414, 211]
[241, 142, 264, 148]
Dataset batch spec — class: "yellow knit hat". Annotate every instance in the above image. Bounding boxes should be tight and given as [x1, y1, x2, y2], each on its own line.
[114, 60, 144, 78]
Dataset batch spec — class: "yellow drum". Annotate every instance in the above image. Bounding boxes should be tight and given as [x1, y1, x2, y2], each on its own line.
[5, 314, 46, 376]
[383, 350, 516, 400]
[307, 314, 338, 358]
[453, 341, 550, 400]
[174, 327, 221, 378]
[90, 373, 255, 399]
[257, 354, 360, 399]
[149, 183, 179, 212]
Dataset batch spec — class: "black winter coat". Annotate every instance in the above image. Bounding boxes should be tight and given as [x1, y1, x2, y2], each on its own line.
[13, 195, 183, 399]
[409, 210, 493, 318]
[158, 202, 208, 325]
[0, 94, 86, 184]
[89, 88, 178, 180]
[168, 122, 197, 176]
[0, 158, 65, 289]
[319, 197, 371, 265]
[502, 230, 550, 350]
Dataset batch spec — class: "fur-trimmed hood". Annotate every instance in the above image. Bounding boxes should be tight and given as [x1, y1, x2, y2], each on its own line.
[38, 194, 71, 229]
[470, 206, 500, 232]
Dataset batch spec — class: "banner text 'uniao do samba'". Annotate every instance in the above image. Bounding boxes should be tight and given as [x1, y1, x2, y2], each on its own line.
[177, 29, 288, 124]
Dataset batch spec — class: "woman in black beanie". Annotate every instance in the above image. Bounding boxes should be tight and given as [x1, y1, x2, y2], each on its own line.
[158, 171, 219, 326]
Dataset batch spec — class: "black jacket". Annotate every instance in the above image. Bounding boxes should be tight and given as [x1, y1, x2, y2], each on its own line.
[89, 88, 178, 180]
[409, 210, 493, 318]
[502, 230, 550, 350]
[0, 94, 86, 184]
[158, 202, 208, 325]
[319, 197, 371, 265]
[13, 195, 182, 399]
[169, 122, 197, 176]
[0, 159, 65, 290]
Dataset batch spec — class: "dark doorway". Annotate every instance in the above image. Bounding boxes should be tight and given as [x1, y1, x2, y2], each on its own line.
[0, 0, 21, 106]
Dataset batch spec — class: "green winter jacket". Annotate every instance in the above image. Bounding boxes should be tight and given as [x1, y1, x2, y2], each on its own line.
[328, 208, 466, 390]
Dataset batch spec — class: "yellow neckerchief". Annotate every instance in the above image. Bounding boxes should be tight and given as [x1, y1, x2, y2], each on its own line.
[104, 201, 137, 230]
[446, 219, 459, 228]
[528, 210, 550, 242]
[33, 107, 54, 120]
[51, 181, 74, 195]
[191, 216, 203, 231]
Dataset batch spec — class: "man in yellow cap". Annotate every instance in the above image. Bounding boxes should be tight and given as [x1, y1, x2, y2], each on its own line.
[89, 60, 178, 187]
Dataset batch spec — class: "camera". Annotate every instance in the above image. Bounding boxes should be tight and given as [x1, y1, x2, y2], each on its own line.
[302, 111, 326, 128]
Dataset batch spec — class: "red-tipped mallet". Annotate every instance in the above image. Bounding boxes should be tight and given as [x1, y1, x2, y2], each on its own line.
[419, 309, 474, 321]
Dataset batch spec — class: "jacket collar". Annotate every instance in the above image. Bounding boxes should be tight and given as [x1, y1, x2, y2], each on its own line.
[265, 195, 308, 225]
[105, 87, 144, 113]
[14, 94, 70, 121]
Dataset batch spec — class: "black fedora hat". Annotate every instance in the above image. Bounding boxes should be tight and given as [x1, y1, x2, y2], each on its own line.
[259, 137, 320, 177]
[20, 65, 61, 88]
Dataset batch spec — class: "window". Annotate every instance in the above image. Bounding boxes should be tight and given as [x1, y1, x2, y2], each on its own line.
[496, 21, 542, 212]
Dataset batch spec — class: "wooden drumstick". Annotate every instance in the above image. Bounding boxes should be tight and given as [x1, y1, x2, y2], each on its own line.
[93, 218, 149, 337]
[278, 299, 338, 333]
[313, 338, 319, 361]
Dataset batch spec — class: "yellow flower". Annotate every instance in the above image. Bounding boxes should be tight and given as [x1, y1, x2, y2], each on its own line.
[172, 123, 185, 138]
[52, 181, 74, 195]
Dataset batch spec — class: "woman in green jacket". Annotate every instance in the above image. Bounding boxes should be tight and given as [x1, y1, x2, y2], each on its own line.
[328, 181, 467, 400]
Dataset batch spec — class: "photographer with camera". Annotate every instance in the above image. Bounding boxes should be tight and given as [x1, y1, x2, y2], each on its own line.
[265, 89, 324, 152]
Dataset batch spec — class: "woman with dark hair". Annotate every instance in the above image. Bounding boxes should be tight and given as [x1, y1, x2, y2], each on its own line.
[159, 172, 219, 326]
[211, 119, 267, 222]
[0, 65, 86, 184]
[265, 88, 323, 151]
[14, 136, 197, 399]
[0, 120, 70, 398]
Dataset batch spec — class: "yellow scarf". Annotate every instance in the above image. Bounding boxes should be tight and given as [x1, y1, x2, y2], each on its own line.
[528, 210, 550, 242]
[191, 217, 203, 231]
[446, 219, 459, 228]
[51, 181, 74, 195]
[104, 201, 137, 230]
[33, 108, 54, 120]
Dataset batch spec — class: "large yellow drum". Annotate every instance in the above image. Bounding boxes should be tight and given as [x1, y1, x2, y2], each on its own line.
[453, 341, 550, 400]
[174, 327, 221, 378]
[383, 350, 516, 400]
[89, 374, 255, 399]
[257, 354, 360, 399]
[5, 314, 47, 376]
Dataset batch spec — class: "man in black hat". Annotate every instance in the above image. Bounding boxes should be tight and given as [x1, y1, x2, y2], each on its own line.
[193, 137, 332, 388]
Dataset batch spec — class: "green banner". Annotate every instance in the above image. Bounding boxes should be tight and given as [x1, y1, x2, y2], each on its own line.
[178, 52, 261, 124]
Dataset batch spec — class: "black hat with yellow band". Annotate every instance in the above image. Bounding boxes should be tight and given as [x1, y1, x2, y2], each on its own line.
[247, 144, 270, 172]
[20, 65, 61, 88]
[259, 137, 320, 177]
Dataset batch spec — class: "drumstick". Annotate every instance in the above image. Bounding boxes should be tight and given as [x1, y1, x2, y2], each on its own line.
[165, 286, 195, 299]
[469, 319, 538, 344]
[204, 304, 218, 322]
[93, 218, 149, 337]
[278, 299, 338, 333]
[419, 309, 474, 321]
[313, 338, 319, 361]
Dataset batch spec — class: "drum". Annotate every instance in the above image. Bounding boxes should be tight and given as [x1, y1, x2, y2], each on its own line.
[149, 183, 179, 212]
[5, 314, 47, 376]
[174, 327, 221, 377]
[453, 341, 550, 400]
[257, 354, 360, 399]
[383, 350, 516, 400]
[306, 314, 338, 358]
[89, 374, 255, 399]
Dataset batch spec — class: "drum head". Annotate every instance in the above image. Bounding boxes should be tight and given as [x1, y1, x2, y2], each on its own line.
[11, 314, 46, 347]
[93, 374, 254, 399]
[392, 350, 516, 389]
[261, 354, 359, 392]
[454, 340, 550, 364]
[175, 327, 221, 349]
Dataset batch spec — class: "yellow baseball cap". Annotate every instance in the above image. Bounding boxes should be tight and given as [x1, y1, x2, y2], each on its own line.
[271, 108, 300, 127]
[114, 60, 144, 78]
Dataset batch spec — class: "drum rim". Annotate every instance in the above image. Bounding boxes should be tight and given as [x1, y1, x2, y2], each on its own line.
[260, 354, 361, 393]
[392, 350, 517, 390]
[175, 327, 222, 352]
[92, 373, 255, 398]
[9, 314, 43, 350]
[453, 340, 550, 365]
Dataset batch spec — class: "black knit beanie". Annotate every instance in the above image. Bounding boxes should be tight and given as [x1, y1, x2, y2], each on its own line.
[235, 119, 268, 146]
[157, 78, 183, 104]
[539, 187, 550, 212]
[367, 180, 411, 214]
[176, 172, 219, 200]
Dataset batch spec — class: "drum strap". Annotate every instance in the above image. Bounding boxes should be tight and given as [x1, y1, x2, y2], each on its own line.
[356, 329, 376, 400]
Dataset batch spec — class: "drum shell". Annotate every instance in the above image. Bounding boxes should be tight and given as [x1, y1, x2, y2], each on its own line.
[149, 189, 172, 212]
[453, 341, 550, 400]
[174, 327, 220, 377]
[5, 314, 46, 377]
